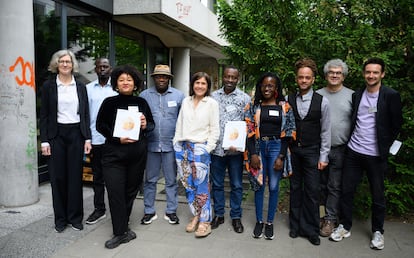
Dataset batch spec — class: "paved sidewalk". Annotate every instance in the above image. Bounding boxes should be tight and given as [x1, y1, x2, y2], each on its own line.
[1, 183, 414, 258]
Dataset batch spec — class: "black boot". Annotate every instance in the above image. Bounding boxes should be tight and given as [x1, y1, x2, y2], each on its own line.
[105, 232, 130, 249]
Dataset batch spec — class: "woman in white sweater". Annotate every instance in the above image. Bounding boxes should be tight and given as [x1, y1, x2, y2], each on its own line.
[173, 72, 220, 238]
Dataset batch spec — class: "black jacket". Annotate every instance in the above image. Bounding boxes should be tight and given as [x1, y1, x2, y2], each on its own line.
[350, 85, 402, 159]
[39, 75, 91, 142]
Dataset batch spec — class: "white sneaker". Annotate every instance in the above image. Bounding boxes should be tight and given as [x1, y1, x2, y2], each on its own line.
[370, 231, 384, 250]
[329, 224, 351, 242]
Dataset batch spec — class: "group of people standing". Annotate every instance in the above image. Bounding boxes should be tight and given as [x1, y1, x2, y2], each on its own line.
[284, 57, 402, 250]
[40, 49, 402, 251]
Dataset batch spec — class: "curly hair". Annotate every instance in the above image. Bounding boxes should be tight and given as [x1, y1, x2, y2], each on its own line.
[253, 72, 284, 106]
[323, 59, 349, 77]
[110, 65, 143, 92]
[295, 58, 318, 77]
[48, 49, 79, 74]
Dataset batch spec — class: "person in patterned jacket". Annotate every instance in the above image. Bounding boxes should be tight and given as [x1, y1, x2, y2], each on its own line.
[244, 72, 296, 240]
[210, 66, 251, 234]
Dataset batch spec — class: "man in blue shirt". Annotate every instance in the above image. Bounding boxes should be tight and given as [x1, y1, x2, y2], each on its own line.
[140, 65, 185, 225]
[85, 57, 117, 225]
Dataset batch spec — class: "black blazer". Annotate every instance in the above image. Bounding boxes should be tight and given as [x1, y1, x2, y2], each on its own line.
[350, 85, 403, 159]
[39, 75, 91, 143]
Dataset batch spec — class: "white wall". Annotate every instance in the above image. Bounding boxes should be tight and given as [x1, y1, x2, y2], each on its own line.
[114, 0, 227, 46]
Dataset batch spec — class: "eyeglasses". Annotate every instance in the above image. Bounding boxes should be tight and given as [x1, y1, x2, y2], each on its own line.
[261, 84, 276, 89]
[327, 71, 342, 76]
[58, 60, 72, 65]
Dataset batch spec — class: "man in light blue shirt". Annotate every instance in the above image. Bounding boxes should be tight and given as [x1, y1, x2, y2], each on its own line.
[140, 65, 185, 225]
[85, 58, 117, 225]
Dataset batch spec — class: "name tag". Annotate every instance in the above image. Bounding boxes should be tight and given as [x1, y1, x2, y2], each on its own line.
[269, 110, 279, 116]
[368, 106, 377, 114]
[128, 106, 139, 113]
[226, 105, 237, 112]
[168, 101, 177, 107]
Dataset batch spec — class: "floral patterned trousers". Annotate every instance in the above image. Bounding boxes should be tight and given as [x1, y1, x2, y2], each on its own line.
[174, 141, 212, 223]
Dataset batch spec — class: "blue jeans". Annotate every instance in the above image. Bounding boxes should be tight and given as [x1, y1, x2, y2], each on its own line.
[211, 154, 244, 219]
[255, 139, 282, 223]
[144, 151, 178, 214]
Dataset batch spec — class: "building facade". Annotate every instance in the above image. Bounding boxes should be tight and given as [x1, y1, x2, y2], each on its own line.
[0, 0, 227, 206]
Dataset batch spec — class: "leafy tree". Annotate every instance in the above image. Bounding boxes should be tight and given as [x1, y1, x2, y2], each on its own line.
[217, 0, 302, 89]
[218, 0, 414, 217]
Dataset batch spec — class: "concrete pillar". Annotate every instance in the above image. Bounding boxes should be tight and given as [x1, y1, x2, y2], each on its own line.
[0, 0, 38, 206]
[172, 48, 191, 96]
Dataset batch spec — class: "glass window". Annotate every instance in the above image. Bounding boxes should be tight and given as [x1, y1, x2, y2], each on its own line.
[34, 0, 61, 89]
[112, 22, 169, 90]
[66, 5, 110, 84]
[33, 0, 110, 182]
[34, 0, 61, 182]
[33, 0, 170, 182]
[145, 34, 169, 89]
[113, 23, 145, 77]
[34, 1, 110, 86]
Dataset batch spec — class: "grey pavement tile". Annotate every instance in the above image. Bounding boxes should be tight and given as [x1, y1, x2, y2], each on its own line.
[1, 182, 414, 258]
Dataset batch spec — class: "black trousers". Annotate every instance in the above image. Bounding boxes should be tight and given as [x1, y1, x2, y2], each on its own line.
[102, 140, 147, 236]
[91, 145, 106, 212]
[340, 147, 387, 234]
[48, 123, 84, 227]
[289, 144, 320, 238]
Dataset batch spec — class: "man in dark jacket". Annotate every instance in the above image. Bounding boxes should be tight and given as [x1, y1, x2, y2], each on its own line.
[329, 57, 403, 251]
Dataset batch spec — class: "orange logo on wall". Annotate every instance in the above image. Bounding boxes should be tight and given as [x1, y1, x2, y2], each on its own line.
[9, 56, 35, 91]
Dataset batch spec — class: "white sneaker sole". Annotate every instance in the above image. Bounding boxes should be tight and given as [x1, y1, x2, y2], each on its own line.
[142, 214, 158, 224]
[164, 215, 179, 224]
[252, 232, 263, 239]
[329, 231, 351, 242]
[85, 214, 106, 225]
[370, 242, 384, 250]
[71, 225, 83, 231]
